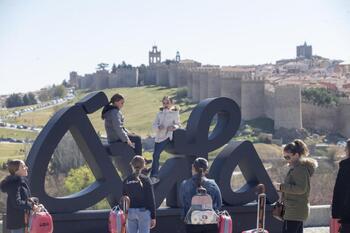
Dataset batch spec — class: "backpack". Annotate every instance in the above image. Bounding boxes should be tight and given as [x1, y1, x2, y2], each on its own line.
[185, 188, 218, 225]
[28, 206, 53, 233]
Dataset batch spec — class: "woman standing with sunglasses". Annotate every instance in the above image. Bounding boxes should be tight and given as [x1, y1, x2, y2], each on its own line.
[274, 139, 318, 233]
[149, 96, 180, 184]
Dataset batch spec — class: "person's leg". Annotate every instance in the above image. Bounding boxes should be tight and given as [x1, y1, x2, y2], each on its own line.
[127, 209, 139, 233]
[282, 220, 303, 233]
[297, 222, 303, 233]
[10, 228, 25, 233]
[138, 209, 151, 233]
[340, 224, 350, 233]
[128, 134, 142, 156]
[150, 139, 170, 177]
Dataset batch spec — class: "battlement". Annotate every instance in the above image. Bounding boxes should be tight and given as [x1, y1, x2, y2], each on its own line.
[241, 75, 265, 82]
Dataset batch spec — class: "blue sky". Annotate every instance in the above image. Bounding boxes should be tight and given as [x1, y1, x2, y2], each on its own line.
[0, 0, 349, 95]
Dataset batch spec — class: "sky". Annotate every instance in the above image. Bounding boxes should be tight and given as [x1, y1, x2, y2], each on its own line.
[0, 0, 349, 95]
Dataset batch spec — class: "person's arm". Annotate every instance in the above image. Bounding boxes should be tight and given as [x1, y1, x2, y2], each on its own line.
[8, 186, 32, 210]
[212, 182, 222, 211]
[152, 112, 161, 132]
[173, 111, 181, 129]
[280, 167, 308, 195]
[332, 161, 348, 218]
[111, 110, 129, 142]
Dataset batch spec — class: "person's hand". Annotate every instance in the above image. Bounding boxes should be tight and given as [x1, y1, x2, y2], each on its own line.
[32, 204, 40, 212]
[150, 219, 156, 229]
[158, 125, 165, 130]
[273, 182, 281, 191]
[167, 126, 176, 131]
[127, 139, 135, 148]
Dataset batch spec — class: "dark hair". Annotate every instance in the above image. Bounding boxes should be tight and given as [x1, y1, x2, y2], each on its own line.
[193, 157, 209, 188]
[110, 93, 124, 104]
[130, 155, 145, 186]
[346, 139, 350, 157]
[7, 159, 23, 175]
[284, 139, 309, 157]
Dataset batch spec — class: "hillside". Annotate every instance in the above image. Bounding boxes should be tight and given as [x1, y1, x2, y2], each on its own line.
[7, 86, 195, 137]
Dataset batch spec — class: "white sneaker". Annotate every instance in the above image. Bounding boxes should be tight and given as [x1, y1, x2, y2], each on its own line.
[150, 177, 160, 184]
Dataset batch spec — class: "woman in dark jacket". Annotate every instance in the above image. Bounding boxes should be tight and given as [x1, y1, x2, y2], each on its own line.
[122, 155, 156, 233]
[332, 139, 350, 233]
[0, 160, 37, 233]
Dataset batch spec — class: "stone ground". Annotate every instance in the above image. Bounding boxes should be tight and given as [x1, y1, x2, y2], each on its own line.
[305, 227, 329, 233]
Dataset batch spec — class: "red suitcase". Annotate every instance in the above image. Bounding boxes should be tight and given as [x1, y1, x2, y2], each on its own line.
[29, 207, 53, 233]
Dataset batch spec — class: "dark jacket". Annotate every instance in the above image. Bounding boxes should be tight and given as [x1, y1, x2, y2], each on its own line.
[280, 158, 318, 221]
[102, 105, 129, 143]
[332, 157, 350, 224]
[180, 175, 222, 217]
[0, 175, 32, 229]
[122, 174, 156, 219]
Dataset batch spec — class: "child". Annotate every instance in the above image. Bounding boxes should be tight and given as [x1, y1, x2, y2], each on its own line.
[123, 156, 156, 233]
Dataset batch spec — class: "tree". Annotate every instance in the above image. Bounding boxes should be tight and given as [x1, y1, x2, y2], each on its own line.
[22, 94, 30, 106]
[96, 63, 109, 71]
[111, 63, 117, 74]
[62, 79, 69, 87]
[27, 92, 37, 105]
[38, 89, 50, 102]
[117, 61, 132, 69]
[5, 94, 23, 108]
[51, 85, 67, 98]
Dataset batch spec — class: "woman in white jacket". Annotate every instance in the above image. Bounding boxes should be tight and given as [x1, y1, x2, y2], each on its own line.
[150, 96, 180, 184]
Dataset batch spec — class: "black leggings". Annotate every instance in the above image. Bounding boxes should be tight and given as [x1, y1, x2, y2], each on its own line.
[128, 134, 142, 156]
[185, 224, 218, 233]
[282, 220, 303, 233]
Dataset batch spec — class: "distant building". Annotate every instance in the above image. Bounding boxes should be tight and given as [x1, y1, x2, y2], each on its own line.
[149, 46, 161, 65]
[297, 42, 312, 59]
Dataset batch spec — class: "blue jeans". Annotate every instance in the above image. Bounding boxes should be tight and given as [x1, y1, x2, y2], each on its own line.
[127, 208, 151, 233]
[150, 138, 170, 177]
[10, 228, 25, 233]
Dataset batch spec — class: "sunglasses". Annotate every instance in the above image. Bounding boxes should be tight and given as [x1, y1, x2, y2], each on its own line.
[284, 155, 291, 160]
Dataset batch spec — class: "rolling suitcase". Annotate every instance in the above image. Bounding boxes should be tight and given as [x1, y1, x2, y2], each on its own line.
[330, 218, 341, 233]
[218, 210, 233, 233]
[109, 196, 130, 233]
[242, 184, 269, 233]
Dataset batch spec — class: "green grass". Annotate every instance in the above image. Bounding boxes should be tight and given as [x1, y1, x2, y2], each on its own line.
[6, 86, 195, 137]
[0, 143, 27, 164]
[0, 128, 38, 140]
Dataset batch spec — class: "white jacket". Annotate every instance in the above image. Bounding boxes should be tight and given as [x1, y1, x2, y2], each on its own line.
[152, 107, 180, 143]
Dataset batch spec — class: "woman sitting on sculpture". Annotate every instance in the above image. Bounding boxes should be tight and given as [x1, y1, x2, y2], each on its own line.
[102, 93, 151, 164]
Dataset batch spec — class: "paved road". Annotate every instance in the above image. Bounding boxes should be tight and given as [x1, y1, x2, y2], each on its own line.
[305, 227, 329, 233]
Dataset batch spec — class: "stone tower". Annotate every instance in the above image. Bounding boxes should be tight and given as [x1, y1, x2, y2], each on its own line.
[297, 42, 312, 59]
[176, 51, 181, 62]
[241, 75, 265, 120]
[274, 84, 302, 130]
[149, 46, 161, 65]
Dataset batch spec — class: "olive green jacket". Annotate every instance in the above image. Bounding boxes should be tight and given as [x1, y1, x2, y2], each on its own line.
[280, 158, 318, 221]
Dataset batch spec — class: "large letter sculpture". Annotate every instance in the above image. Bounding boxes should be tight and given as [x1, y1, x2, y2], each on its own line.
[27, 92, 278, 213]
